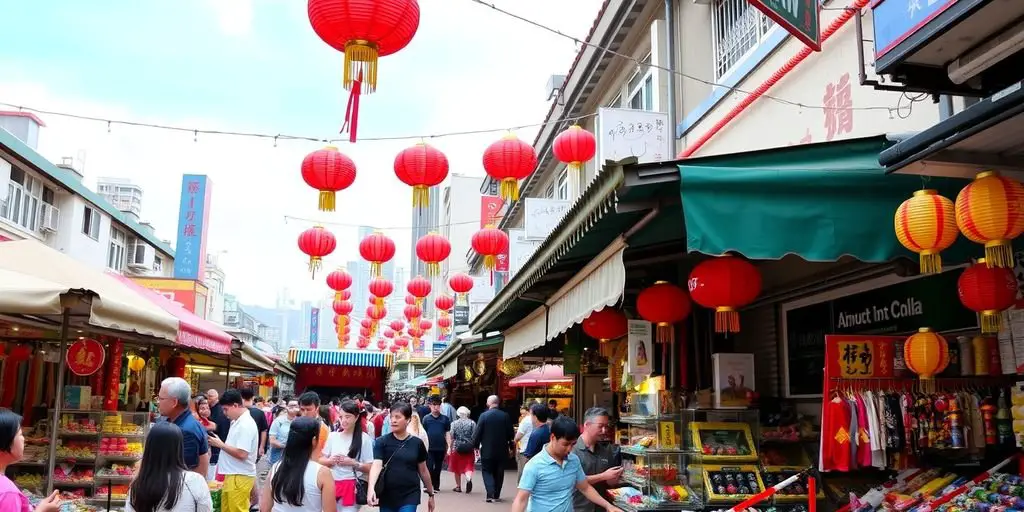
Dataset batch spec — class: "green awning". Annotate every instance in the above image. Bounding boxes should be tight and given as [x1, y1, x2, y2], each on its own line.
[679, 137, 973, 262]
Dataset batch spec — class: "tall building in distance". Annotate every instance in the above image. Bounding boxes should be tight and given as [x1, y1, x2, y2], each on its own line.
[409, 188, 440, 317]
[441, 174, 484, 278]
[96, 177, 144, 219]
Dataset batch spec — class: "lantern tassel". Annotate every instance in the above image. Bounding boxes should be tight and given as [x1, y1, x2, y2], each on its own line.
[343, 41, 378, 93]
[984, 241, 1016, 268]
[714, 307, 741, 334]
[919, 251, 943, 275]
[484, 254, 496, 271]
[376, 297, 384, 309]
[308, 256, 323, 279]
[655, 324, 674, 344]
[981, 311, 1003, 334]
[569, 161, 583, 183]
[427, 262, 439, 277]
[341, 69, 363, 143]
[413, 185, 430, 208]
[370, 262, 382, 277]
[500, 178, 520, 201]
[318, 190, 336, 212]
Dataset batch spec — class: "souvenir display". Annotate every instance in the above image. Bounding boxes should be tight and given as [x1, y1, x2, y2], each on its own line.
[701, 465, 766, 504]
[761, 470, 823, 503]
[690, 422, 758, 462]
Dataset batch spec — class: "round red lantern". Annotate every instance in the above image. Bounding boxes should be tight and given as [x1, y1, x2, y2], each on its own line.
[435, 294, 455, 312]
[437, 315, 452, 331]
[368, 277, 393, 308]
[472, 227, 509, 272]
[552, 125, 597, 176]
[637, 281, 692, 343]
[307, 0, 420, 142]
[419, 319, 432, 331]
[395, 143, 449, 208]
[408, 327, 424, 338]
[449, 272, 473, 302]
[377, 339, 387, 350]
[326, 268, 353, 300]
[333, 300, 353, 316]
[367, 305, 387, 321]
[389, 344, 400, 353]
[298, 226, 337, 278]
[958, 258, 1018, 333]
[359, 231, 396, 277]
[404, 305, 422, 322]
[407, 276, 431, 306]
[482, 134, 538, 201]
[383, 329, 395, 338]
[390, 319, 405, 332]
[688, 256, 761, 334]
[415, 233, 451, 276]
[166, 354, 188, 379]
[301, 146, 357, 212]
[360, 318, 373, 329]
[395, 336, 409, 348]
[582, 307, 628, 342]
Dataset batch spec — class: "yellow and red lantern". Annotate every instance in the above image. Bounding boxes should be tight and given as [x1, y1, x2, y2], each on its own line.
[448, 273, 474, 303]
[415, 233, 451, 276]
[436, 315, 452, 334]
[297, 226, 337, 278]
[904, 327, 950, 379]
[407, 276, 431, 307]
[301, 146, 357, 212]
[395, 143, 449, 208]
[368, 277, 393, 309]
[471, 226, 509, 272]
[894, 189, 958, 274]
[955, 171, 1024, 268]
[326, 268, 353, 300]
[359, 231, 396, 277]
[482, 134, 538, 201]
[958, 259, 1018, 333]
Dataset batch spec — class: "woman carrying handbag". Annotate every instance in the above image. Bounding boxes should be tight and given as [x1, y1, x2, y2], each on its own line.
[320, 400, 374, 512]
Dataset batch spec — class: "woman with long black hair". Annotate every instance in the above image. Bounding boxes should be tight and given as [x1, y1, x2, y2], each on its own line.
[260, 416, 336, 512]
[126, 422, 212, 512]
[0, 409, 61, 512]
[320, 400, 374, 512]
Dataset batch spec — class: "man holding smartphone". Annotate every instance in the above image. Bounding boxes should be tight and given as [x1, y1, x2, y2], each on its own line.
[573, 407, 623, 512]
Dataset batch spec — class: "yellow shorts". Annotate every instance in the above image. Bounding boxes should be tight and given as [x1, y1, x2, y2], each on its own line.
[222, 474, 256, 512]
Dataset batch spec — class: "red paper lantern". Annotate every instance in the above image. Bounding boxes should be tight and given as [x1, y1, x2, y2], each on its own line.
[389, 344, 400, 353]
[404, 305, 422, 322]
[360, 318, 373, 329]
[360, 327, 371, 337]
[390, 319, 405, 332]
[552, 125, 597, 176]
[339, 289, 351, 301]
[419, 319, 432, 331]
[359, 231, 396, 277]
[435, 294, 455, 312]
[383, 329, 395, 338]
[307, 0, 420, 142]
[333, 300, 353, 316]
[482, 134, 538, 201]
[377, 339, 387, 350]
[407, 326, 423, 338]
[582, 307, 628, 342]
[958, 259, 1018, 333]
[405, 295, 416, 305]
[395, 336, 409, 348]
[449, 272, 473, 302]
[301, 146, 357, 212]
[366, 305, 387, 321]
[407, 276, 431, 306]
[298, 226, 337, 278]
[472, 227, 509, 272]
[688, 256, 762, 334]
[395, 143, 449, 207]
[437, 315, 452, 330]
[326, 268, 353, 297]
[415, 233, 451, 276]
[368, 277, 394, 308]
[636, 281, 692, 344]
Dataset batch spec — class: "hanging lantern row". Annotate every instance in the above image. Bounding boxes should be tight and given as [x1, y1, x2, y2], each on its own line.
[895, 171, 1024, 273]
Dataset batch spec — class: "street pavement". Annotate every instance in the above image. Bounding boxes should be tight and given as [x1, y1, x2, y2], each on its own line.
[413, 469, 518, 511]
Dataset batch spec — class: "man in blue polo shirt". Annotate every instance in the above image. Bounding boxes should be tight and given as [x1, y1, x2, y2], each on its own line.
[158, 377, 210, 477]
[512, 416, 621, 512]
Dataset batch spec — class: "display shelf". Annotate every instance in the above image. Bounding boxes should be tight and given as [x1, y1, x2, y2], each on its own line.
[610, 486, 700, 511]
[761, 468, 822, 504]
[41, 411, 148, 499]
[701, 464, 766, 504]
[690, 422, 758, 462]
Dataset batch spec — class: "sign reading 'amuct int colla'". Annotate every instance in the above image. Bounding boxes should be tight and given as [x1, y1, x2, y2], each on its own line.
[747, 0, 821, 51]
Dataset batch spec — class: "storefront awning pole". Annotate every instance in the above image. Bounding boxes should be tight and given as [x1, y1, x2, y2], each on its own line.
[225, 353, 231, 388]
[45, 306, 72, 495]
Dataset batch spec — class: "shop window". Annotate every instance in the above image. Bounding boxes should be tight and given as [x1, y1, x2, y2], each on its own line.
[626, 54, 655, 111]
[555, 168, 569, 200]
[153, 255, 163, 273]
[107, 227, 126, 271]
[607, 93, 622, 108]
[711, 0, 775, 80]
[2, 167, 43, 232]
[82, 206, 101, 240]
[545, 181, 555, 199]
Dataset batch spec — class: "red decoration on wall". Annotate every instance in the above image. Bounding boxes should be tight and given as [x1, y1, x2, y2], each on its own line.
[394, 143, 449, 208]
[67, 338, 105, 376]
[301, 146, 357, 212]
[482, 134, 538, 201]
[958, 260, 1018, 334]
[581, 308, 628, 342]
[688, 256, 762, 334]
[407, 276, 431, 306]
[636, 282, 692, 344]
[359, 231, 396, 277]
[823, 73, 854, 142]
[298, 226, 337, 278]
[415, 233, 451, 276]
[104, 341, 124, 411]
[552, 125, 596, 176]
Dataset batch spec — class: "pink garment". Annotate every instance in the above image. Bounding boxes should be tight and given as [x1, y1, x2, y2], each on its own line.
[0, 475, 31, 512]
[855, 394, 872, 468]
[335, 479, 357, 507]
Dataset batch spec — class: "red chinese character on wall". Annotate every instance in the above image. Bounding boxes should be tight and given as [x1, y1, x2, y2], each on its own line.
[823, 73, 853, 141]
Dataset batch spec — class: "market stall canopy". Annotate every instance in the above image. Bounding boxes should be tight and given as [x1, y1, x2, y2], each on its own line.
[508, 364, 572, 387]
[0, 240, 178, 342]
[110, 273, 232, 354]
[236, 340, 276, 371]
[287, 348, 393, 368]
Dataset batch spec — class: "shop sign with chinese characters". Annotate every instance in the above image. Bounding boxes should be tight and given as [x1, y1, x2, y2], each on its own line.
[173, 174, 213, 280]
[825, 335, 899, 379]
[748, 0, 821, 51]
[67, 338, 105, 376]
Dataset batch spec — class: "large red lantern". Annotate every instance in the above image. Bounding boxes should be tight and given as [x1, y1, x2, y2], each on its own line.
[415, 233, 451, 276]
[395, 143, 449, 208]
[958, 259, 1018, 333]
[404, 304, 422, 322]
[472, 227, 509, 273]
[436, 315, 452, 332]
[301, 146, 357, 212]
[359, 231, 396, 277]
[368, 277, 394, 308]
[367, 305, 387, 321]
[482, 134, 538, 201]
[377, 339, 387, 350]
[297, 226, 337, 278]
[389, 344, 400, 353]
[326, 268, 353, 300]
[394, 336, 409, 348]
[636, 281, 692, 344]
[449, 272, 474, 303]
[435, 294, 455, 312]
[407, 276, 431, 306]
[408, 327, 424, 339]
[419, 319, 432, 331]
[582, 307, 628, 342]
[390, 319, 405, 332]
[333, 300, 353, 316]
[688, 256, 762, 334]
[307, 0, 420, 142]
[552, 125, 597, 177]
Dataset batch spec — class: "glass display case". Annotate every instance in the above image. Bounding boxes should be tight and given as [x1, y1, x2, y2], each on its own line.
[701, 464, 766, 505]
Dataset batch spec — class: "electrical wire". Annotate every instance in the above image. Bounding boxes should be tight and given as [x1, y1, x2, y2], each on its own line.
[283, 214, 491, 231]
[0, 100, 597, 145]
[468, 0, 911, 114]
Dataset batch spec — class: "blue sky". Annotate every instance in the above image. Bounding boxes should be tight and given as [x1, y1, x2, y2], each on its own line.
[0, 0, 601, 305]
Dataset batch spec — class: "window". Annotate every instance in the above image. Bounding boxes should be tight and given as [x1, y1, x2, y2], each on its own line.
[711, 0, 775, 79]
[607, 94, 622, 108]
[555, 168, 569, 200]
[153, 256, 163, 273]
[82, 206, 101, 240]
[1, 167, 43, 232]
[107, 227, 126, 271]
[626, 54, 655, 111]
[131, 239, 147, 266]
[544, 182, 555, 199]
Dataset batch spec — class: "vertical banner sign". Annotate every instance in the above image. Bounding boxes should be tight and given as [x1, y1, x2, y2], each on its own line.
[453, 305, 470, 334]
[103, 341, 123, 412]
[480, 195, 503, 228]
[173, 175, 213, 280]
[627, 320, 653, 377]
[747, 0, 821, 51]
[309, 307, 320, 349]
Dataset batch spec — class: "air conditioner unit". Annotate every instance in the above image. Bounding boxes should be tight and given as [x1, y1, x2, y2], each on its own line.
[39, 204, 59, 233]
[948, 18, 1024, 85]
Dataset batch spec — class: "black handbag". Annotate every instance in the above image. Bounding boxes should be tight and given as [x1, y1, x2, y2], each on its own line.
[455, 439, 474, 455]
[355, 477, 368, 505]
[374, 435, 410, 497]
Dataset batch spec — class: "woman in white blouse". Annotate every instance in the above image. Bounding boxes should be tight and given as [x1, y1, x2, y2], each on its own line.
[261, 416, 336, 512]
[408, 412, 429, 452]
[320, 400, 374, 512]
[125, 422, 213, 512]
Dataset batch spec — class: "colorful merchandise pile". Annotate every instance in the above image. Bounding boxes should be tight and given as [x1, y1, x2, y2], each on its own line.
[936, 474, 1024, 512]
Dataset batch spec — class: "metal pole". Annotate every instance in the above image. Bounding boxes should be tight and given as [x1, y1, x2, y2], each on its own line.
[225, 353, 231, 388]
[664, 0, 678, 148]
[45, 307, 71, 495]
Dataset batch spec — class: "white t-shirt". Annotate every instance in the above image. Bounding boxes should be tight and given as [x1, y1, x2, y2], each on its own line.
[125, 471, 212, 512]
[321, 431, 374, 481]
[219, 412, 259, 476]
[517, 418, 534, 454]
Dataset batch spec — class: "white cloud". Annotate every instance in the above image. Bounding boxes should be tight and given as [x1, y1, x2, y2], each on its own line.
[206, 0, 255, 37]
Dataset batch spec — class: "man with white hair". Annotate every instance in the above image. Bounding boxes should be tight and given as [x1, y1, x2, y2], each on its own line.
[471, 395, 514, 503]
[158, 377, 210, 476]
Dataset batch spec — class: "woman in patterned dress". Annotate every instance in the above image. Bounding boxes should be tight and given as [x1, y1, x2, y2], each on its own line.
[448, 407, 477, 494]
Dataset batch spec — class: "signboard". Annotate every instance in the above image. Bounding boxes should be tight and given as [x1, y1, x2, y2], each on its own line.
[131, 278, 209, 317]
[824, 335, 899, 380]
[480, 195, 503, 228]
[597, 108, 671, 165]
[523, 198, 571, 241]
[173, 174, 213, 280]
[627, 320, 653, 377]
[508, 229, 542, 278]
[309, 307, 320, 349]
[783, 269, 976, 397]
[453, 305, 470, 334]
[748, 0, 821, 51]
[67, 338, 105, 376]
[872, 0, 960, 57]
